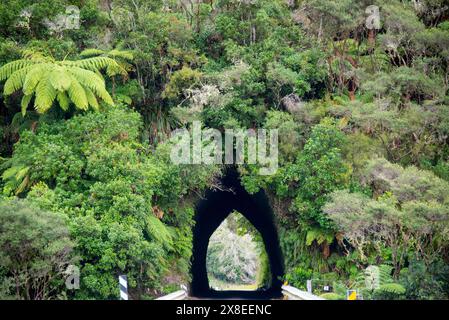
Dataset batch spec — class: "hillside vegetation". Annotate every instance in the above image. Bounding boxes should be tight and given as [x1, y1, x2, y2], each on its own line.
[0, 0, 448, 300]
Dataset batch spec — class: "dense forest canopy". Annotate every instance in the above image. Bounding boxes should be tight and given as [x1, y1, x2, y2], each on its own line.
[0, 0, 448, 300]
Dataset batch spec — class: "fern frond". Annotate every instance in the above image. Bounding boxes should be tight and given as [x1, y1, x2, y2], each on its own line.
[1, 165, 30, 195]
[68, 66, 106, 88]
[66, 56, 120, 72]
[21, 94, 32, 116]
[97, 88, 114, 105]
[15, 175, 30, 195]
[306, 227, 334, 246]
[21, 49, 51, 62]
[376, 283, 406, 295]
[78, 49, 133, 76]
[378, 264, 394, 285]
[106, 63, 129, 77]
[67, 76, 88, 110]
[0, 60, 35, 81]
[84, 87, 99, 111]
[69, 67, 113, 105]
[80, 48, 105, 57]
[56, 91, 70, 111]
[34, 74, 57, 113]
[80, 48, 134, 61]
[108, 49, 134, 61]
[364, 265, 380, 290]
[23, 64, 48, 95]
[2, 166, 20, 180]
[3, 66, 34, 95]
[147, 214, 173, 249]
[49, 67, 72, 92]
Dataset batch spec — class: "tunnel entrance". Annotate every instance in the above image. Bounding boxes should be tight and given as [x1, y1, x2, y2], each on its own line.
[190, 167, 284, 299]
[206, 211, 267, 291]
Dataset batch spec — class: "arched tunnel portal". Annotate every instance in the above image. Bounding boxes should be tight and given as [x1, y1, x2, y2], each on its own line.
[190, 167, 284, 299]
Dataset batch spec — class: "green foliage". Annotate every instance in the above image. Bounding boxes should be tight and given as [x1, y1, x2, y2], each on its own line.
[0, 0, 67, 39]
[285, 265, 313, 290]
[207, 214, 259, 286]
[324, 158, 449, 278]
[2, 107, 219, 299]
[360, 66, 443, 104]
[162, 66, 202, 101]
[320, 292, 344, 300]
[266, 62, 302, 107]
[281, 119, 351, 229]
[0, 50, 122, 114]
[264, 110, 303, 162]
[80, 48, 134, 76]
[399, 258, 449, 300]
[372, 283, 406, 300]
[0, 198, 75, 300]
[331, 100, 449, 167]
[351, 264, 406, 300]
[1, 0, 449, 300]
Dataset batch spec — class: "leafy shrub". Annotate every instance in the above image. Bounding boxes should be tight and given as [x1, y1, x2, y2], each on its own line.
[320, 292, 344, 300]
[2, 107, 220, 299]
[285, 265, 313, 290]
[399, 258, 449, 300]
[207, 216, 259, 285]
[0, 198, 75, 300]
[372, 283, 406, 300]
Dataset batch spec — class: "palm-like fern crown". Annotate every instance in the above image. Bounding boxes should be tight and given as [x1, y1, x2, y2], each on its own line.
[0, 50, 126, 115]
[80, 48, 134, 79]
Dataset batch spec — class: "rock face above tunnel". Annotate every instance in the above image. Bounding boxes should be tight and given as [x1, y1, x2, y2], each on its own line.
[190, 167, 284, 299]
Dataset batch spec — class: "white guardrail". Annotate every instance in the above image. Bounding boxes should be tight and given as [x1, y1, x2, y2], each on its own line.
[156, 288, 188, 300]
[155, 285, 325, 300]
[281, 285, 325, 300]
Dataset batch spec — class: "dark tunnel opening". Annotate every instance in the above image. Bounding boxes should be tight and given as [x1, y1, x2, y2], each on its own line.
[190, 167, 284, 299]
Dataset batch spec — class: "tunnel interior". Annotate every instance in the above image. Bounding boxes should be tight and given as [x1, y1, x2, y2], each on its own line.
[190, 167, 284, 299]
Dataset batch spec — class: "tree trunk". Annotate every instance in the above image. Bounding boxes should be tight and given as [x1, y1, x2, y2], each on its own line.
[368, 29, 375, 51]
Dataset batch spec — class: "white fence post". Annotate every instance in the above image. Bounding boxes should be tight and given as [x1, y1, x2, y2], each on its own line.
[306, 280, 312, 294]
[119, 275, 128, 300]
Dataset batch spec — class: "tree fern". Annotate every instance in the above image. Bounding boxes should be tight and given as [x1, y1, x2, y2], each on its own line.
[355, 264, 394, 289]
[354, 264, 406, 300]
[80, 48, 134, 78]
[1, 165, 30, 196]
[0, 50, 126, 115]
[146, 214, 173, 250]
[305, 227, 334, 246]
